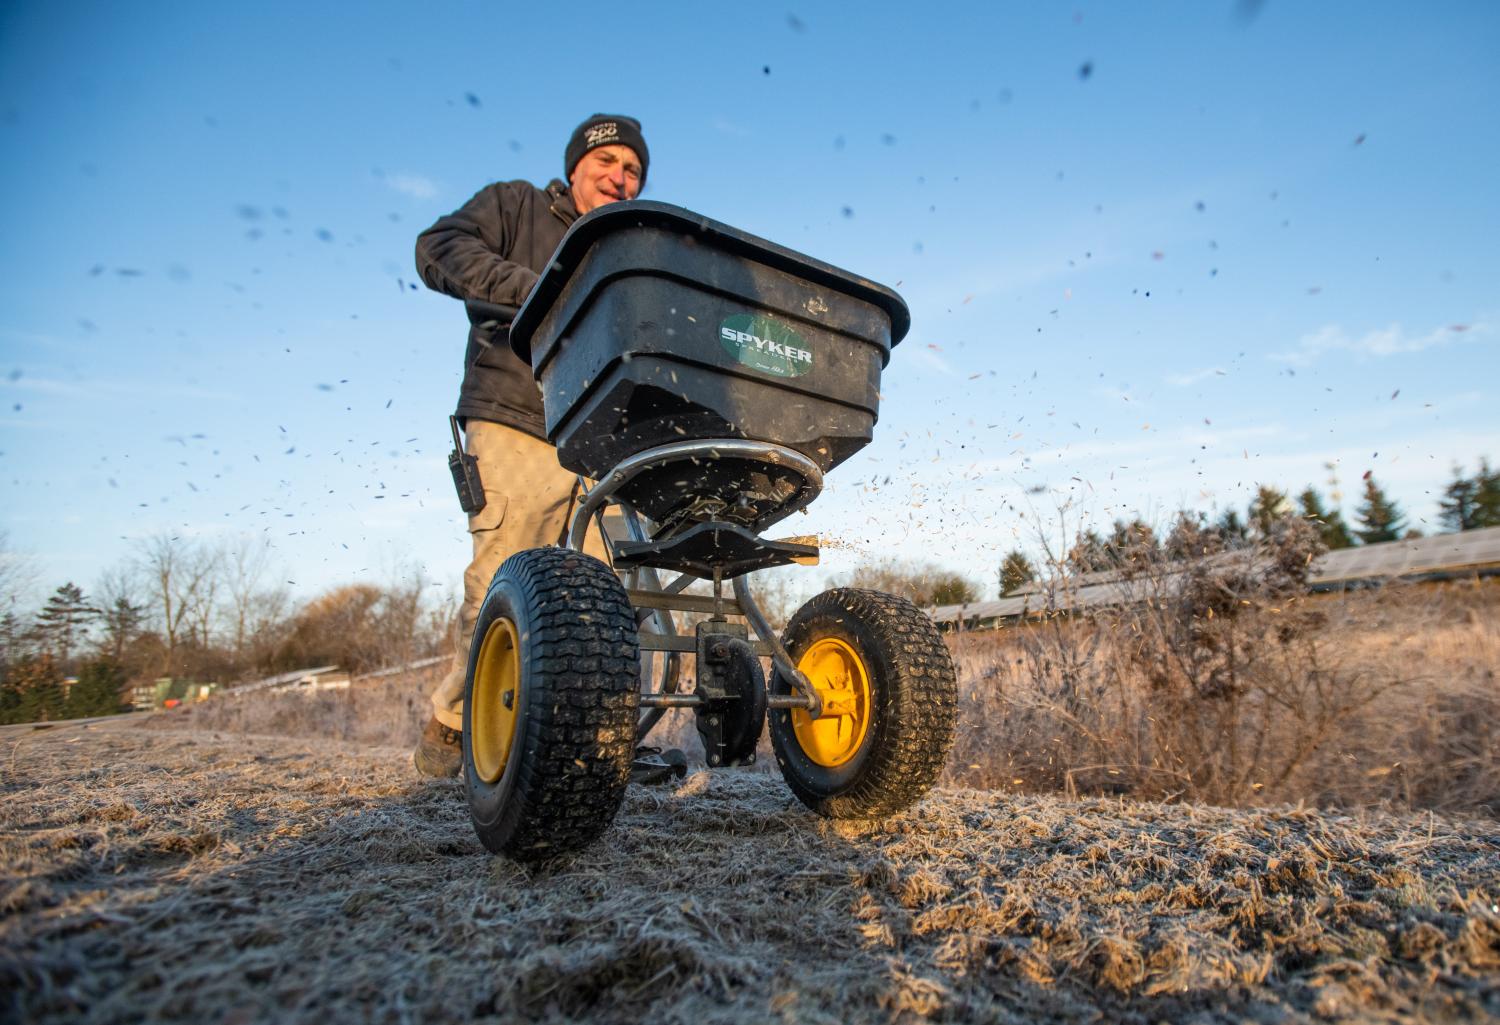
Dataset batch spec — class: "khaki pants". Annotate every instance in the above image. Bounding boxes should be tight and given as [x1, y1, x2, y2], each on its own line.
[429, 420, 608, 730]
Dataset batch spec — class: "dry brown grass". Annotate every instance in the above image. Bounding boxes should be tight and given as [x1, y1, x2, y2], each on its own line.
[9, 563, 1492, 1021]
[156, 576, 1497, 819]
[3, 715, 1497, 1024]
[154, 662, 444, 750]
[946, 577, 1500, 815]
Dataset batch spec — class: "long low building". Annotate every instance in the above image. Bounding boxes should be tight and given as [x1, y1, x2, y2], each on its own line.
[930, 526, 1500, 631]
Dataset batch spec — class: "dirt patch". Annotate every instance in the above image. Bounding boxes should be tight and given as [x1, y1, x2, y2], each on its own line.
[3, 715, 1496, 1024]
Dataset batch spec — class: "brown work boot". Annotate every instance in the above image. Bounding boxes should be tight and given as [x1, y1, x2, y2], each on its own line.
[413, 717, 463, 778]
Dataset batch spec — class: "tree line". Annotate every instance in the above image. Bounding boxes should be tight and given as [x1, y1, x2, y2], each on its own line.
[3, 459, 1494, 719]
[998, 459, 1500, 597]
[0, 532, 450, 725]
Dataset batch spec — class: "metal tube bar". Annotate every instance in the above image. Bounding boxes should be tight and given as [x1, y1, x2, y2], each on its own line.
[627, 590, 743, 615]
[732, 575, 823, 718]
[638, 632, 697, 654]
[663, 573, 697, 595]
[639, 632, 773, 656]
[620, 504, 682, 743]
[641, 692, 818, 711]
[639, 693, 703, 708]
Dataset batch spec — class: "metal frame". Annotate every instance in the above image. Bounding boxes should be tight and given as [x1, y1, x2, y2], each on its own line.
[566, 439, 827, 734]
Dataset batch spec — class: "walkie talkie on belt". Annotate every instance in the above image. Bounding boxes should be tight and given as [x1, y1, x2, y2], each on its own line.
[448, 415, 486, 514]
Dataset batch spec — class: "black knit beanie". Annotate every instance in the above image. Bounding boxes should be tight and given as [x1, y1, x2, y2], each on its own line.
[564, 114, 649, 187]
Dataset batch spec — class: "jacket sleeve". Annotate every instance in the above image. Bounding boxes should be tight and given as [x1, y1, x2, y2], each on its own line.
[414, 182, 540, 308]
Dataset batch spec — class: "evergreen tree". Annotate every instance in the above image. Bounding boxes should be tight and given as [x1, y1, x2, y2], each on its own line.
[1106, 517, 1158, 575]
[929, 575, 979, 606]
[1249, 485, 1291, 538]
[1, 654, 66, 724]
[0, 666, 18, 722]
[999, 550, 1036, 596]
[1474, 458, 1500, 528]
[65, 658, 126, 719]
[1297, 486, 1354, 549]
[1066, 529, 1112, 573]
[1164, 510, 1223, 560]
[1108, 517, 1158, 554]
[1213, 507, 1249, 543]
[1438, 464, 1480, 532]
[0, 609, 24, 674]
[98, 594, 147, 663]
[35, 583, 97, 669]
[1354, 474, 1406, 544]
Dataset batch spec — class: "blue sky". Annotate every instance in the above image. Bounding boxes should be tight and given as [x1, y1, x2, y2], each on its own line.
[1, 0, 1496, 608]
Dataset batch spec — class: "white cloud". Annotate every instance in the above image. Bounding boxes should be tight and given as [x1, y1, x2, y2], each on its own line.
[1272, 319, 1490, 366]
[958, 420, 1286, 478]
[1094, 386, 1147, 408]
[0, 326, 65, 348]
[711, 117, 752, 137]
[912, 345, 956, 375]
[1165, 366, 1228, 386]
[7, 374, 236, 402]
[385, 173, 439, 200]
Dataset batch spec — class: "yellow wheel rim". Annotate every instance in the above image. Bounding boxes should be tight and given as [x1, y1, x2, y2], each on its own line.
[471, 617, 521, 784]
[790, 637, 872, 767]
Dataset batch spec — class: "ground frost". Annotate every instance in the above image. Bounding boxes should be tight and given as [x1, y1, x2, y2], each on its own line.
[1, 716, 1496, 1024]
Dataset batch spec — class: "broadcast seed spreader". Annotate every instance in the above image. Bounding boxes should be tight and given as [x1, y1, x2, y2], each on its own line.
[461, 202, 958, 860]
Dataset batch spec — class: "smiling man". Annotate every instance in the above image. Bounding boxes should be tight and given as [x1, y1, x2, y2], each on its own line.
[412, 114, 648, 777]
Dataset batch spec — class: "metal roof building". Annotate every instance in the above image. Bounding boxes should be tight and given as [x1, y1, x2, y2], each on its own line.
[930, 526, 1500, 631]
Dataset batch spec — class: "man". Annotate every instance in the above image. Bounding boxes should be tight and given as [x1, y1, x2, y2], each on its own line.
[411, 114, 648, 776]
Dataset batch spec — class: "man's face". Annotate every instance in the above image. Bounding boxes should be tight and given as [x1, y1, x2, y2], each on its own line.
[569, 144, 643, 214]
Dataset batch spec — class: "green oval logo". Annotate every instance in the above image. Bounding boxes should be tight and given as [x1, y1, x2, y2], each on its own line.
[717, 314, 812, 378]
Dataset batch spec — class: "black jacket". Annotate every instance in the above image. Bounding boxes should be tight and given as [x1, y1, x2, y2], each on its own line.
[415, 179, 578, 436]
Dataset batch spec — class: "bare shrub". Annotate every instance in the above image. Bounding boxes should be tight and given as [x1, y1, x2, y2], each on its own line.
[827, 557, 980, 607]
[273, 576, 444, 676]
[1099, 516, 1384, 805]
[942, 518, 1500, 815]
[158, 661, 442, 748]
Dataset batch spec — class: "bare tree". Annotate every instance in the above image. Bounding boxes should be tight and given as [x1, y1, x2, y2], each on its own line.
[241, 585, 293, 677]
[0, 532, 38, 672]
[185, 541, 222, 654]
[135, 533, 217, 678]
[220, 534, 278, 663]
[0, 531, 39, 623]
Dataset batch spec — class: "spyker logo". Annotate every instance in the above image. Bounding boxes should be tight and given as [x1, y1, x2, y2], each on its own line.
[718, 314, 813, 378]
